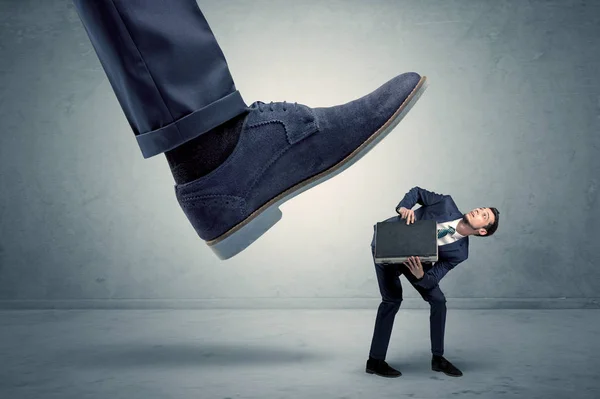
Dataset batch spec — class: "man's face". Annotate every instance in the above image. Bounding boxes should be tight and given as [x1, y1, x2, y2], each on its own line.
[463, 207, 494, 235]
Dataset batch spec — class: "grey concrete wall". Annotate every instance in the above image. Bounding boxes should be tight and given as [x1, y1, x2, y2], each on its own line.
[0, 0, 598, 307]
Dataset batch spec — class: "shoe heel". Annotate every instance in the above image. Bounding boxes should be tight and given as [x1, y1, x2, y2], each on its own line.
[208, 206, 283, 260]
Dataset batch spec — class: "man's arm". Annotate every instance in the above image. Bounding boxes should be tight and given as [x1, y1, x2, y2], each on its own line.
[395, 186, 447, 214]
[413, 259, 460, 290]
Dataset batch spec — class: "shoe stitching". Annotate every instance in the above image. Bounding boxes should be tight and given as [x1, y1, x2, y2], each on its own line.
[179, 194, 247, 216]
[243, 121, 293, 198]
[251, 102, 319, 144]
[176, 194, 247, 238]
[241, 111, 319, 196]
[247, 118, 309, 145]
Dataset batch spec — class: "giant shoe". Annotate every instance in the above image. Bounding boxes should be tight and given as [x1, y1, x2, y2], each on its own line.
[175, 73, 428, 259]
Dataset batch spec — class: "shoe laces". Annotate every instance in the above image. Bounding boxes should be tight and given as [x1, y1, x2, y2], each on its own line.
[255, 100, 297, 112]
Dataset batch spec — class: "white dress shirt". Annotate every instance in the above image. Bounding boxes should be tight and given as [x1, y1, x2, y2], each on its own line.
[436, 218, 464, 246]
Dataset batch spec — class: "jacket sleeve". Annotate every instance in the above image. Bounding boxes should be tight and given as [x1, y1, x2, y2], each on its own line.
[413, 259, 460, 290]
[395, 186, 447, 213]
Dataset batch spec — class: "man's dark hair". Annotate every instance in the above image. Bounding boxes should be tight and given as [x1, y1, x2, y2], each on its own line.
[478, 207, 500, 237]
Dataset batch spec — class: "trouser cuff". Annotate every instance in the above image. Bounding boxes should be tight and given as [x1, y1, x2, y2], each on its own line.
[136, 90, 247, 158]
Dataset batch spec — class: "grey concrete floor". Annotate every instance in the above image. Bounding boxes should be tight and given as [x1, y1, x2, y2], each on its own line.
[0, 309, 599, 399]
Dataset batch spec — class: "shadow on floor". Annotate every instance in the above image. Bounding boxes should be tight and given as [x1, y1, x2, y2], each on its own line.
[385, 350, 497, 374]
[56, 342, 328, 369]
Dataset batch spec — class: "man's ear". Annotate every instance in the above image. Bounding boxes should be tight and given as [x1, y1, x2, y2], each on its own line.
[478, 228, 487, 236]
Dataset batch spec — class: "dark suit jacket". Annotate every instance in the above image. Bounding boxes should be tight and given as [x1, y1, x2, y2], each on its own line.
[371, 186, 469, 290]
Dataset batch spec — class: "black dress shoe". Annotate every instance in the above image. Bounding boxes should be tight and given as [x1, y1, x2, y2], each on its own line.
[366, 357, 402, 377]
[432, 355, 463, 377]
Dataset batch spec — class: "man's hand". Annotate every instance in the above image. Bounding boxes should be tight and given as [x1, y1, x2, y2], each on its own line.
[403, 256, 424, 279]
[398, 206, 415, 224]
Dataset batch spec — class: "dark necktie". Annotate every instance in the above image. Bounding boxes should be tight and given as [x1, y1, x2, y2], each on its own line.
[437, 226, 456, 239]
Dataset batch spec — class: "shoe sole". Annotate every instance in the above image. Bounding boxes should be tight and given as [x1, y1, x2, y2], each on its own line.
[207, 75, 429, 260]
[366, 368, 402, 378]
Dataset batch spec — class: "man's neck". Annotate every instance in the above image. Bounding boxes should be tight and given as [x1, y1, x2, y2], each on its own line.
[456, 220, 472, 236]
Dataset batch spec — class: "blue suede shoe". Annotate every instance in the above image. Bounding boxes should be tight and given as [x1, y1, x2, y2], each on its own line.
[175, 72, 428, 259]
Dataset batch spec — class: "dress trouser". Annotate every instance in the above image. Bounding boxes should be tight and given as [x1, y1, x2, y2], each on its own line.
[72, 0, 248, 158]
[368, 245, 447, 359]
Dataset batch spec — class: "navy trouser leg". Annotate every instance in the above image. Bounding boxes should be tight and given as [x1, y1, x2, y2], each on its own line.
[413, 283, 447, 357]
[368, 245, 403, 360]
[72, 0, 248, 158]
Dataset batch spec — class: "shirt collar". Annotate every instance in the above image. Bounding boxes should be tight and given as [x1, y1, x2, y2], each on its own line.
[449, 218, 464, 238]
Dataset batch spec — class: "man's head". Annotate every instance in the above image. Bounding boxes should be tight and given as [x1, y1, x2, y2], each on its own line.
[462, 207, 500, 237]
